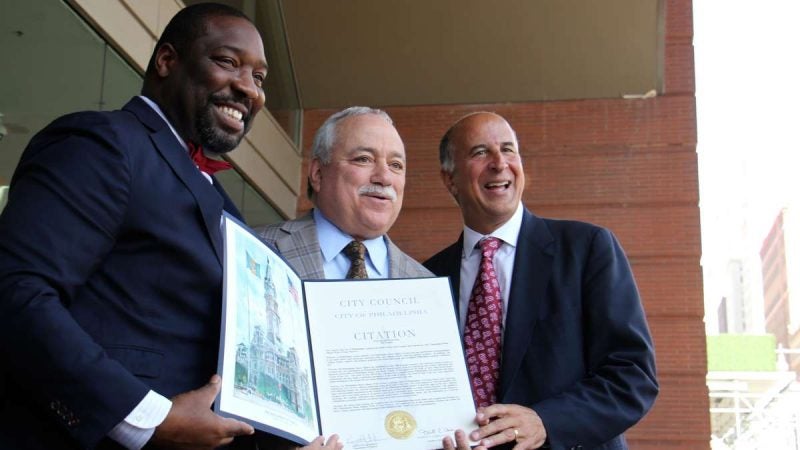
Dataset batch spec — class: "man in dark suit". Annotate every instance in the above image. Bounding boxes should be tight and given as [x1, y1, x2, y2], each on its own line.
[425, 112, 658, 450]
[259, 107, 431, 280]
[0, 4, 335, 450]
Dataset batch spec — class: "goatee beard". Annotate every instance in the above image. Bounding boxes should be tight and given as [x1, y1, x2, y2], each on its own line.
[195, 101, 250, 154]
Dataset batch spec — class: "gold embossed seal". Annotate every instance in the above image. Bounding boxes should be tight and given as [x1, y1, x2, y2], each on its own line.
[384, 410, 416, 439]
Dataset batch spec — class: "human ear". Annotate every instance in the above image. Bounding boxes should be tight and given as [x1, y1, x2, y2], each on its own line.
[441, 169, 457, 198]
[309, 158, 323, 194]
[154, 43, 179, 78]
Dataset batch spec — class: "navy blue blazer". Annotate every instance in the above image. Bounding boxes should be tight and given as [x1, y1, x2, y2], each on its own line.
[0, 97, 241, 449]
[424, 209, 658, 450]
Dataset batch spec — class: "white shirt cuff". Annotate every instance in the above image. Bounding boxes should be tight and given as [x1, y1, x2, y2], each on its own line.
[107, 390, 172, 449]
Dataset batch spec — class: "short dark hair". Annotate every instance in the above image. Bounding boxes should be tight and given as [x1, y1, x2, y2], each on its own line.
[145, 3, 251, 75]
[438, 125, 456, 174]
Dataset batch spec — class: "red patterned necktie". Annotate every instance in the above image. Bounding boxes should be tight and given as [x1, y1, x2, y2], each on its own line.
[187, 142, 232, 175]
[464, 237, 503, 408]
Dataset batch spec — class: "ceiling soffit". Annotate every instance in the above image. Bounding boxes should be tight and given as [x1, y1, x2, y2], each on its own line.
[280, 0, 663, 109]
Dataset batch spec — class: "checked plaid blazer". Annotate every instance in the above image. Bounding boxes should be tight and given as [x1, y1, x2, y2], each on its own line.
[256, 211, 432, 280]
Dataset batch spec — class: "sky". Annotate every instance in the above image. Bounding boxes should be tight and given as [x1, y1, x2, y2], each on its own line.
[694, 0, 800, 327]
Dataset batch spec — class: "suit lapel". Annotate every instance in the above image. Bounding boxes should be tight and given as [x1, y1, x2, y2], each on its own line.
[426, 235, 465, 313]
[386, 236, 413, 278]
[275, 213, 326, 279]
[447, 235, 464, 308]
[386, 238, 402, 278]
[498, 210, 554, 400]
[124, 98, 226, 264]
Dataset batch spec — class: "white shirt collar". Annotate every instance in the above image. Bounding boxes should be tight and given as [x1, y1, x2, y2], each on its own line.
[138, 95, 187, 152]
[462, 202, 524, 258]
[139, 95, 215, 183]
[313, 208, 389, 277]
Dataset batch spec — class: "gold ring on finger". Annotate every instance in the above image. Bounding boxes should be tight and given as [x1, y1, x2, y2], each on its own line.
[514, 428, 519, 441]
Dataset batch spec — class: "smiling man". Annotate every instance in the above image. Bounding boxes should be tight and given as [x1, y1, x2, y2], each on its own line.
[255, 110, 424, 450]
[426, 112, 658, 450]
[0, 4, 336, 450]
[258, 107, 431, 282]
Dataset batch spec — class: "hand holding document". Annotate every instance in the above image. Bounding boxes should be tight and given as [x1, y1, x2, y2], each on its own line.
[215, 215, 477, 449]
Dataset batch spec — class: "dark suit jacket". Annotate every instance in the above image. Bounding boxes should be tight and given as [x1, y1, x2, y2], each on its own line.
[0, 97, 242, 449]
[424, 209, 658, 450]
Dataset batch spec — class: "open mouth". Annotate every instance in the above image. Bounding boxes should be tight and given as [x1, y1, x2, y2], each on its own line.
[214, 103, 248, 132]
[485, 181, 511, 190]
[364, 192, 391, 201]
[219, 105, 243, 122]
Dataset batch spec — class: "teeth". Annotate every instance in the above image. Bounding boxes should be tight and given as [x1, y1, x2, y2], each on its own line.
[220, 106, 243, 122]
[486, 181, 509, 188]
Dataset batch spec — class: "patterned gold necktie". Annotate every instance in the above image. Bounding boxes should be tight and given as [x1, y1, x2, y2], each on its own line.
[343, 240, 368, 279]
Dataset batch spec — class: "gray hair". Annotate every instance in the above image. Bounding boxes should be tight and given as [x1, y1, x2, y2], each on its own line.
[311, 106, 393, 165]
[306, 106, 394, 199]
[438, 112, 518, 174]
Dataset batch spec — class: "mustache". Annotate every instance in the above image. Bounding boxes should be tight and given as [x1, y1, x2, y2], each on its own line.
[358, 184, 397, 201]
[209, 93, 252, 121]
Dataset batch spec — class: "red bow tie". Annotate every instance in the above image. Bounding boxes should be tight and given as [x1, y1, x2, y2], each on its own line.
[187, 142, 232, 175]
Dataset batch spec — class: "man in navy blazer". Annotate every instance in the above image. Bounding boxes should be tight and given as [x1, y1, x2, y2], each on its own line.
[0, 4, 305, 449]
[425, 112, 658, 450]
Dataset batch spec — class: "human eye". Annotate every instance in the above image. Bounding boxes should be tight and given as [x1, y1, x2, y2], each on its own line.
[214, 56, 237, 69]
[352, 154, 372, 164]
[253, 72, 266, 87]
[502, 145, 517, 154]
[390, 160, 405, 171]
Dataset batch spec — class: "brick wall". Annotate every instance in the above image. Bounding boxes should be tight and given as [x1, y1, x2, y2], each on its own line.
[299, 0, 707, 447]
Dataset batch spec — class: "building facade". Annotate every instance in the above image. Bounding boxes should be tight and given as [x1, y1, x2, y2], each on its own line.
[760, 208, 800, 374]
[0, 0, 707, 448]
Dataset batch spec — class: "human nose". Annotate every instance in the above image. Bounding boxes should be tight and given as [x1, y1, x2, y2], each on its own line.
[232, 71, 261, 102]
[489, 150, 508, 171]
[371, 160, 394, 185]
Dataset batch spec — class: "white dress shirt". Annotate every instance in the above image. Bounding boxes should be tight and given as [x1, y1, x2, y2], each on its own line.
[314, 208, 390, 279]
[458, 202, 524, 335]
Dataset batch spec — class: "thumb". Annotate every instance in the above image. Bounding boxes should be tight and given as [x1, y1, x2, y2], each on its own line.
[197, 374, 222, 406]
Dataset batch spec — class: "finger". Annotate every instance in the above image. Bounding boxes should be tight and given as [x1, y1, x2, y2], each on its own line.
[325, 434, 342, 448]
[474, 425, 519, 448]
[499, 427, 517, 444]
[301, 435, 325, 449]
[443, 436, 455, 450]
[220, 417, 255, 437]
[470, 416, 514, 442]
[512, 437, 539, 450]
[478, 403, 512, 420]
[197, 374, 223, 406]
